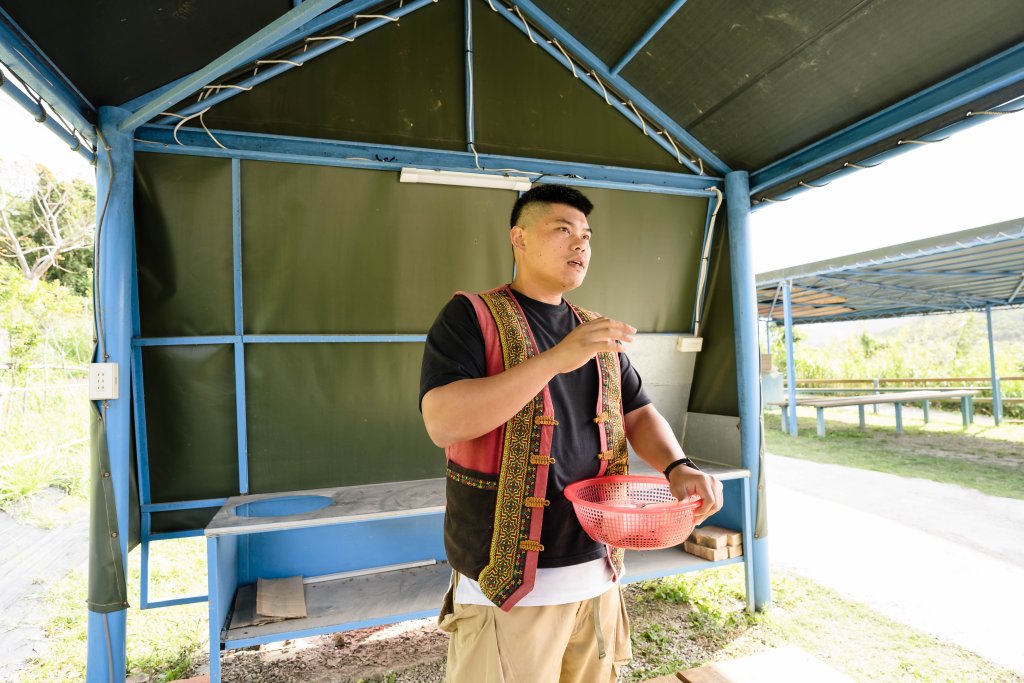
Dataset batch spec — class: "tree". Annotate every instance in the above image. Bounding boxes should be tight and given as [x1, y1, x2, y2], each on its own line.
[0, 162, 95, 295]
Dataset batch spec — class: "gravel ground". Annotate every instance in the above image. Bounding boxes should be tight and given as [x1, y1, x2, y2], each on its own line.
[185, 583, 719, 683]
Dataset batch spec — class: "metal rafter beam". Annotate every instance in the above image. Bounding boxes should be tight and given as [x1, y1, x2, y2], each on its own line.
[1008, 274, 1024, 304]
[122, 0, 389, 113]
[0, 9, 95, 141]
[750, 41, 1024, 197]
[499, 0, 729, 176]
[816, 273, 1000, 309]
[119, 0, 350, 132]
[610, 0, 688, 76]
[767, 281, 951, 317]
[151, 0, 433, 127]
[845, 268, 1022, 278]
[0, 68, 95, 164]
[133, 124, 722, 196]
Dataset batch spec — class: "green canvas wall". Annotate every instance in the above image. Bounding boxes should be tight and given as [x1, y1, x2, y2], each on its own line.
[133, 151, 724, 529]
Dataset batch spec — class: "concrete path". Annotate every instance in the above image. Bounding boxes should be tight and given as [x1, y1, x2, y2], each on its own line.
[765, 452, 1024, 674]
[0, 491, 89, 680]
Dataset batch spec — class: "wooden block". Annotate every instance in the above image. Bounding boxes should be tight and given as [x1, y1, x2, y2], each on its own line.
[684, 541, 728, 561]
[640, 675, 683, 683]
[727, 544, 742, 558]
[690, 525, 742, 549]
[679, 646, 855, 683]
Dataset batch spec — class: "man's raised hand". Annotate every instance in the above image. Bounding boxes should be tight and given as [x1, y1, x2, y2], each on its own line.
[545, 317, 637, 374]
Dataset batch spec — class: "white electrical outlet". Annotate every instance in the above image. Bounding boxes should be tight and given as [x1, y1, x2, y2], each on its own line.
[676, 336, 704, 353]
[89, 363, 119, 400]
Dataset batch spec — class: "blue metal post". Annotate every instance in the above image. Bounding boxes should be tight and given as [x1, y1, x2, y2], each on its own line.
[86, 107, 135, 683]
[985, 304, 1002, 426]
[725, 170, 770, 610]
[781, 280, 798, 436]
[232, 159, 250, 493]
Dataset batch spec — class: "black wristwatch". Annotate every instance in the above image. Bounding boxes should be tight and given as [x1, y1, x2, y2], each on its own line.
[663, 458, 699, 479]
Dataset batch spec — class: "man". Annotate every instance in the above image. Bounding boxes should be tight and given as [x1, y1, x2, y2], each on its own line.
[420, 184, 723, 682]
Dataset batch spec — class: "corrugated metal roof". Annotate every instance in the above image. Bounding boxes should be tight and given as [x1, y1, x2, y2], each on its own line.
[756, 218, 1024, 323]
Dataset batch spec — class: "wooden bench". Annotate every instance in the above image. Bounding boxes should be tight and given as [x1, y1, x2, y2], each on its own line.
[770, 389, 979, 437]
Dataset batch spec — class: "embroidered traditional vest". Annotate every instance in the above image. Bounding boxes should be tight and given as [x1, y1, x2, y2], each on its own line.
[443, 285, 629, 610]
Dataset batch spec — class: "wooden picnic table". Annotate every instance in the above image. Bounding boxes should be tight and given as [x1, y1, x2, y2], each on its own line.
[770, 389, 980, 437]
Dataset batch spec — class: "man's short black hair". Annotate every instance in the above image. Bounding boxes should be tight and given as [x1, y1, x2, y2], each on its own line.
[510, 184, 594, 229]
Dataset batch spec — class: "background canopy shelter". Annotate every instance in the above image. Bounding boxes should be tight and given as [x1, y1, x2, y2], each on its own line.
[2, 1, 1024, 681]
[757, 219, 1024, 323]
[757, 218, 1024, 430]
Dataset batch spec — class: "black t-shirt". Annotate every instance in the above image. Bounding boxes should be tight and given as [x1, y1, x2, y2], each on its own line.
[420, 288, 651, 568]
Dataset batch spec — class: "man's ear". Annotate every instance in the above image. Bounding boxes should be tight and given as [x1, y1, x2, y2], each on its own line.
[510, 226, 526, 251]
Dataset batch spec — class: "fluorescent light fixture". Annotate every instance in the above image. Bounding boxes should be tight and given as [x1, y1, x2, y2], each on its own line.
[400, 167, 532, 191]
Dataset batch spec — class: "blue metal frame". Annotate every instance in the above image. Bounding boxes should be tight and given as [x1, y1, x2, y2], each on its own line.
[0, 66, 95, 164]
[86, 106, 135, 683]
[724, 171, 770, 609]
[117, 0, 387, 112]
[150, 0, 437, 128]
[752, 94, 1024, 208]
[120, 0, 350, 131]
[750, 42, 1024, 197]
[0, 7, 95, 141]
[609, 0, 689, 76]
[985, 304, 1003, 426]
[134, 124, 721, 196]
[781, 280, 798, 437]
[499, 0, 730, 176]
[231, 158, 250, 494]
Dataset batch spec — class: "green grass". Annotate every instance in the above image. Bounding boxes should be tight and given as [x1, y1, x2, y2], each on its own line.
[22, 536, 208, 682]
[627, 565, 1023, 683]
[765, 407, 1024, 500]
[0, 383, 89, 514]
[23, 532, 1023, 682]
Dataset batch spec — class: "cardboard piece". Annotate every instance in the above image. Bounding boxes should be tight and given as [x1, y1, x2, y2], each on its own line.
[229, 577, 309, 629]
[257, 576, 308, 619]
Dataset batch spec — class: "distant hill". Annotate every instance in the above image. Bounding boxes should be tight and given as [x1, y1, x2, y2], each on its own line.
[872, 307, 1024, 347]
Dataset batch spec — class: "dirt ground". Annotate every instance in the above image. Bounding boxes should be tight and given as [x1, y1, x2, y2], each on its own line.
[897, 430, 1024, 469]
[188, 584, 719, 683]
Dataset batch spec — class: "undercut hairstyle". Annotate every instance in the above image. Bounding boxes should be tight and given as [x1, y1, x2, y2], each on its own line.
[509, 184, 594, 229]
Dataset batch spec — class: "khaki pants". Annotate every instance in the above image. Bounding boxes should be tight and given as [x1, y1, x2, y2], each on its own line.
[439, 580, 632, 683]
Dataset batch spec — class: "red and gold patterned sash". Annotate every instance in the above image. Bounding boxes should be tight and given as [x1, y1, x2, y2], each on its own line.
[475, 287, 552, 609]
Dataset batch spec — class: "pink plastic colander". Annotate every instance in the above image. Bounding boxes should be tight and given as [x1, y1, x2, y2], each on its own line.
[564, 475, 702, 550]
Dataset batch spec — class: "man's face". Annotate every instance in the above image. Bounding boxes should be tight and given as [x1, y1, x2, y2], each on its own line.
[511, 202, 592, 294]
